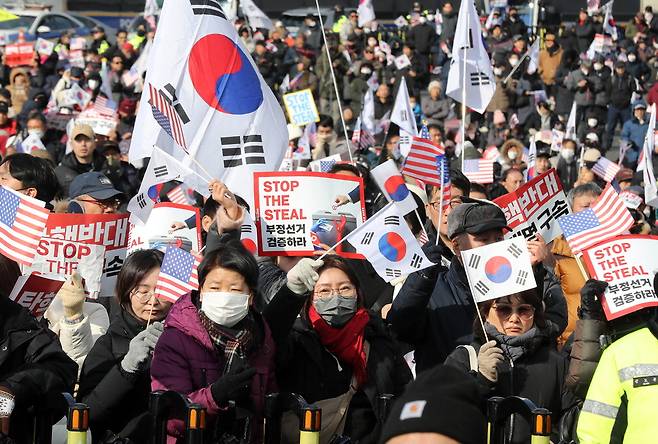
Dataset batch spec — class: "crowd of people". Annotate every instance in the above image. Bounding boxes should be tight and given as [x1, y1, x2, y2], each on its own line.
[0, 1, 657, 444]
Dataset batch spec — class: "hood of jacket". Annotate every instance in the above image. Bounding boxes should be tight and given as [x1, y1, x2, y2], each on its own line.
[9, 68, 28, 88]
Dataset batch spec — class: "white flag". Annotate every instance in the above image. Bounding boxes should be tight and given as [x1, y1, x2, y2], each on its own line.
[446, 0, 496, 114]
[18, 134, 46, 154]
[127, 147, 208, 225]
[526, 39, 540, 74]
[391, 78, 418, 136]
[371, 160, 418, 215]
[357, 0, 376, 27]
[240, 0, 274, 30]
[348, 202, 432, 282]
[129, 0, 288, 205]
[642, 104, 658, 207]
[362, 88, 376, 134]
[601, 1, 618, 41]
[565, 102, 577, 141]
[144, 0, 160, 17]
[462, 238, 537, 303]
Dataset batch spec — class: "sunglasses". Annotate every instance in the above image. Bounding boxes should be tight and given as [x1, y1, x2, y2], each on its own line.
[493, 304, 535, 320]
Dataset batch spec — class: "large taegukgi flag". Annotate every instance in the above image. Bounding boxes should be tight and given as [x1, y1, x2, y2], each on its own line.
[129, 0, 288, 202]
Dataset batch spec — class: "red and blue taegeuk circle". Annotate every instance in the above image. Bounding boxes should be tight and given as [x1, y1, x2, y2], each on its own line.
[378, 232, 406, 262]
[188, 34, 263, 115]
[384, 175, 410, 202]
[241, 238, 257, 254]
[484, 256, 512, 283]
[147, 184, 161, 202]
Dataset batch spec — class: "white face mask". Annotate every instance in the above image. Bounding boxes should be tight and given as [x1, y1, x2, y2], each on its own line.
[200, 292, 249, 328]
[509, 57, 519, 67]
[561, 149, 575, 161]
[493, 67, 503, 76]
[593, 62, 603, 71]
[508, 150, 518, 160]
[27, 128, 44, 139]
[88, 80, 100, 90]
[587, 118, 598, 127]
[628, 54, 637, 62]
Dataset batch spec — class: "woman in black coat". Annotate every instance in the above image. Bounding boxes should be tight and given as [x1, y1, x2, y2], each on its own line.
[77, 249, 172, 443]
[445, 289, 576, 443]
[264, 257, 411, 444]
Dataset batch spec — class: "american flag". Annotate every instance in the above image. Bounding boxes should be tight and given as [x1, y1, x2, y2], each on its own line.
[351, 117, 375, 150]
[0, 186, 50, 266]
[154, 246, 200, 303]
[592, 156, 621, 183]
[526, 138, 537, 181]
[310, 153, 342, 172]
[557, 184, 633, 254]
[148, 83, 188, 152]
[436, 155, 451, 212]
[167, 184, 195, 205]
[401, 136, 445, 186]
[418, 124, 430, 140]
[92, 95, 117, 116]
[463, 159, 494, 184]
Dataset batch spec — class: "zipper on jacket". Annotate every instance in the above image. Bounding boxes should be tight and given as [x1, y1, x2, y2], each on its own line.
[201, 368, 207, 387]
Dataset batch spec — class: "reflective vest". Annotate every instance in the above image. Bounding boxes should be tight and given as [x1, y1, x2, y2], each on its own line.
[577, 327, 658, 443]
[332, 15, 347, 34]
[128, 34, 146, 51]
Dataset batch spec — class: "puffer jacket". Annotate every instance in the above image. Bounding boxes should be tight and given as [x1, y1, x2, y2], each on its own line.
[552, 236, 587, 349]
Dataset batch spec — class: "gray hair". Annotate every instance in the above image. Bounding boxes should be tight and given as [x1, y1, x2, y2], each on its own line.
[567, 182, 602, 207]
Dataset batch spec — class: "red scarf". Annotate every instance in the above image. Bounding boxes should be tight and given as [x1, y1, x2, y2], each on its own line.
[308, 305, 370, 387]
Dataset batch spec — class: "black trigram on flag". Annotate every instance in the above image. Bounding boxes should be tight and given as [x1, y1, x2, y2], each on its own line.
[221, 135, 266, 168]
[240, 224, 252, 234]
[189, 0, 226, 19]
[386, 268, 402, 278]
[136, 194, 147, 209]
[161, 83, 190, 124]
[361, 232, 374, 245]
[470, 72, 491, 86]
[154, 165, 168, 178]
[474, 280, 490, 295]
[507, 243, 524, 259]
[410, 253, 423, 268]
[399, 110, 408, 122]
[384, 216, 400, 226]
[468, 254, 481, 269]
[516, 270, 529, 285]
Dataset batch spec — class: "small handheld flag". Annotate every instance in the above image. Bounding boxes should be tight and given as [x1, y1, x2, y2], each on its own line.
[371, 159, 418, 215]
[154, 246, 200, 303]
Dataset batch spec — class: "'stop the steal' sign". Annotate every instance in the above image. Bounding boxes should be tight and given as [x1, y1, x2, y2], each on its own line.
[494, 169, 569, 242]
[283, 89, 320, 127]
[582, 235, 658, 320]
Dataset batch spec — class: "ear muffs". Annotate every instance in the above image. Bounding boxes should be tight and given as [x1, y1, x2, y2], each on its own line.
[67, 200, 84, 214]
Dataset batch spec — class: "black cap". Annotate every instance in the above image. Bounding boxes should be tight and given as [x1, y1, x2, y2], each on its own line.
[69, 172, 123, 200]
[447, 201, 509, 239]
[0, 101, 9, 114]
[92, 25, 105, 33]
[380, 365, 487, 444]
[98, 141, 120, 155]
[536, 146, 551, 158]
[70, 67, 84, 79]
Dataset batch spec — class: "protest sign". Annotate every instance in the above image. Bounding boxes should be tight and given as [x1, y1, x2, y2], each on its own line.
[254, 172, 366, 258]
[5, 42, 34, 67]
[60, 84, 92, 109]
[28, 238, 105, 297]
[76, 109, 118, 136]
[620, 191, 643, 209]
[128, 202, 202, 255]
[494, 169, 569, 242]
[45, 111, 75, 131]
[283, 89, 320, 127]
[41, 214, 129, 297]
[582, 235, 658, 320]
[9, 273, 66, 320]
[35, 38, 54, 56]
[394, 54, 411, 70]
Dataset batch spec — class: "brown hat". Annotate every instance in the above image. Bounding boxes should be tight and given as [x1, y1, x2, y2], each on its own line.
[583, 148, 602, 163]
[615, 168, 634, 183]
[71, 124, 95, 140]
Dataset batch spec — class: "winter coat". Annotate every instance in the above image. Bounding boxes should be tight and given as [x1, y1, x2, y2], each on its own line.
[445, 329, 576, 443]
[486, 77, 513, 113]
[538, 47, 563, 85]
[609, 72, 636, 109]
[440, 11, 458, 42]
[556, 156, 579, 191]
[575, 19, 595, 53]
[554, 65, 576, 116]
[77, 310, 154, 443]
[151, 293, 277, 443]
[7, 68, 30, 115]
[566, 318, 607, 400]
[502, 17, 527, 38]
[564, 69, 602, 107]
[421, 94, 453, 126]
[389, 258, 568, 373]
[264, 286, 411, 444]
[621, 116, 649, 151]
[406, 23, 437, 55]
[0, 297, 77, 443]
[551, 236, 586, 349]
[55, 150, 108, 197]
[592, 66, 612, 107]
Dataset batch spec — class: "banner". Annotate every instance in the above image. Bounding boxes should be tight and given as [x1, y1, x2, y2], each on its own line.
[28, 238, 105, 297]
[75, 109, 119, 136]
[582, 235, 658, 320]
[35, 38, 54, 56]
[254, 172, 366, 258]
[283, 89, 319, 127]
[494, 169, 569, 242]
[9, 273, 66, 320]
[5, 42, 34, 67]
[128, 202, 202, 254]
[40, 214, 129, 297]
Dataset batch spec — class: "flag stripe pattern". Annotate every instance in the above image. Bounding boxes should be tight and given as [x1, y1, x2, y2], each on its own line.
[437, 155, 451, 212]
[167, 184, 192, 205]
[92, 95, 117, 116]
[0, 186, 50, 266]
[557, 184, 633, 254]
[402, 137, 445, 186]
[463, 158, 494, 183]
[154, 246, 200, 303]
[148, 83, 188, 151]
[592, 156, 621, 183]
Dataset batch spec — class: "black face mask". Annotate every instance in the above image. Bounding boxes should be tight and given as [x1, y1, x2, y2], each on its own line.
[137, 29, 146, 37]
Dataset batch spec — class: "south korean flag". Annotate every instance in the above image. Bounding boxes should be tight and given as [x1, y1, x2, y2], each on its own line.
[349, 202, 433, 282]
[461, 238, 537, 303]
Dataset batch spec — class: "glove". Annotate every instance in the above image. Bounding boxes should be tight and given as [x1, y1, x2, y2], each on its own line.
[286, 258, 324, 295]
[477, 340, 504, 382]
[419, 243, 447, 280]
[58, 272, 86, 319]
[121, 322, 164, 374]
[210, 365, 257, 406]
[579, 279, 608, 320]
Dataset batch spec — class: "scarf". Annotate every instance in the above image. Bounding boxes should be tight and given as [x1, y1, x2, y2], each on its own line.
[308, 305, 370, 387]
[199, 310, 255, 373]
[484, 322, 543, 363]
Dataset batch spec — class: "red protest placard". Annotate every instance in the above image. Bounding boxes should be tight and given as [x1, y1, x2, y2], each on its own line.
[254, 172, 366, 258]
[9, 273, 66, 320]
[582, 235, 658, 320]
[5, 42, 35, 67]
[493, 169, 569, 242]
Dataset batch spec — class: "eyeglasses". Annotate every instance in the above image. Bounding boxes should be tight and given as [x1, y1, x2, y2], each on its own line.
[314, 285, 356, 299]
[493, 304, 535, 320]
[428, 198, 462, 211]
[130, 288, 156, 303]
[77, 198, 122, 210]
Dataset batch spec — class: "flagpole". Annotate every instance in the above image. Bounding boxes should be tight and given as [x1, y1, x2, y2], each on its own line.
[435, 157, 445, 246]
[459, 252, 490, 343]
[413, 209, 430, 244]
[460, 11, 469, 171]
[502, 51, 530, 84]
[314, 0, 353, 162]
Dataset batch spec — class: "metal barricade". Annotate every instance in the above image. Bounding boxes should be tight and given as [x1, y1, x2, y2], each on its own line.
[487, 396, 551, 444]
[149, 390, 206, 444]
[264, 393, 321, 444]
[66, 403, 89, 444]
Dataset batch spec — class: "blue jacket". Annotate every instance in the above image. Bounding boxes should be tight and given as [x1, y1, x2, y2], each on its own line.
[621, 116, 649, 151]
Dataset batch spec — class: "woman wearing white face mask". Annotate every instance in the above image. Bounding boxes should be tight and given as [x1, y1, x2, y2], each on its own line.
[150, 241, 277, 443]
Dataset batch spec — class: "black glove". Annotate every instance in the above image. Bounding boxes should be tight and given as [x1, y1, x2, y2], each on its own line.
[210, 365, 257, 406]
[579, 279, 608, 320]
[418, 243, 449, 280]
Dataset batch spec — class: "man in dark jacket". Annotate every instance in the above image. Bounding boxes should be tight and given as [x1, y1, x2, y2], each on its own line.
[440, 2, 458, 43]
[502, 6, 527, 37]
[606, 61, 637, 148]
[388, 202, 568, 374]
[55, 124, 108, 197]
[0, 297, 77, 442]
[575, 9, 595, 54]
